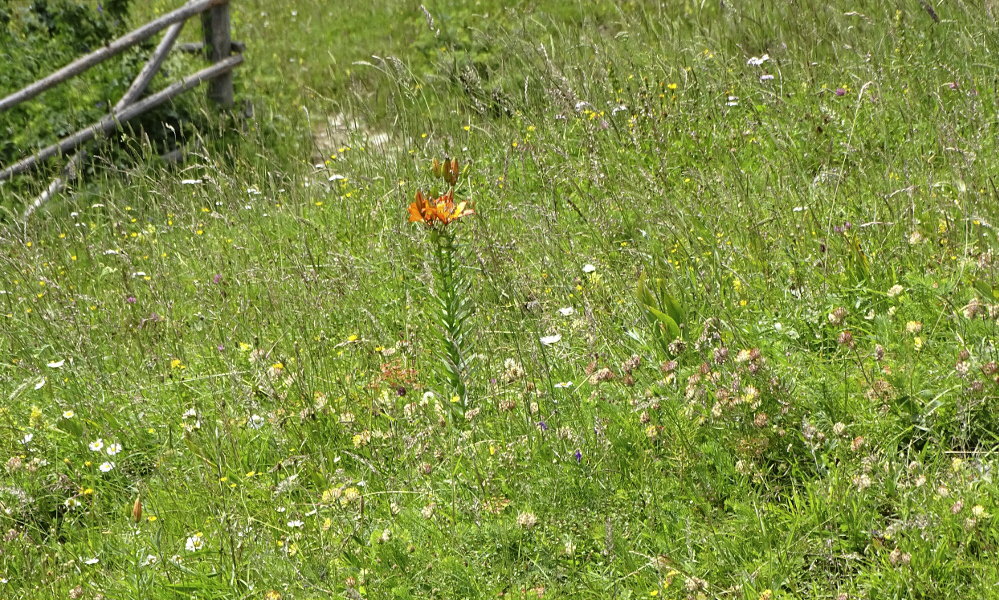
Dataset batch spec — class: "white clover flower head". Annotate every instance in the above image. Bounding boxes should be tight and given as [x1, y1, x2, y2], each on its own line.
[248, 414, 265, 429]
[516, 511, 538, 529]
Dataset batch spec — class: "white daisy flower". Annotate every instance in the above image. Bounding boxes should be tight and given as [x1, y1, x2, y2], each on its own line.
[99, 461, 115, 473]
[106, 443, 122, 456]
[185, 534, 205, 552]
[540, 334, 562, 345]
[89, 439, 104, 452]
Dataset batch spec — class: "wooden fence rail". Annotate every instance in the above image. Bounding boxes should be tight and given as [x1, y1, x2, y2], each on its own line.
[0, 0, 230, 115]
[0, 0, 244, 218]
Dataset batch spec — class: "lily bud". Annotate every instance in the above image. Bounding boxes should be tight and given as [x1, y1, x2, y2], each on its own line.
[444, 158, 460, 186]
[132, 495, 142, 523]
[431, 158, 443, 179]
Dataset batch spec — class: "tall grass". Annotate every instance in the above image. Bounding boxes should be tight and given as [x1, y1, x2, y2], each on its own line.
[1, 0, 998, 598]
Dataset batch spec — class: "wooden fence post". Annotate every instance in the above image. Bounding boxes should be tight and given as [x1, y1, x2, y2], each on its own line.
[201, 2, 234, 108]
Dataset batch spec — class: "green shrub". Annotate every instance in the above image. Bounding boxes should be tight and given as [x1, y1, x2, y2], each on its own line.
[0, 0, 205, 192]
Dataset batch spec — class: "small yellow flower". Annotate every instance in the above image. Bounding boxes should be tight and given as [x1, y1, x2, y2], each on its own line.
[340, 487, 361, 505]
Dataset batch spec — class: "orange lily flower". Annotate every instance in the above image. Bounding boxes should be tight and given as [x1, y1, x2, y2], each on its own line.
[408, 189, 434, 224]
[408, 189, 474, 227]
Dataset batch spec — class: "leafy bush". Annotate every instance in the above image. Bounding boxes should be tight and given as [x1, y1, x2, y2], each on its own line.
[0, 0, 205, 188]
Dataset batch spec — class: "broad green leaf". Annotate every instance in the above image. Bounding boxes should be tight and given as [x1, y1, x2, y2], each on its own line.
[645, 304, 680, 342]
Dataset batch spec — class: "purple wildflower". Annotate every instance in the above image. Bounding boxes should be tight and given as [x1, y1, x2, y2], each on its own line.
[126, 296, 136, 304]
[213, 274, 222, 284]
[537, 421, 547, 431]
[835, 87, 846, 96]
[574, 449, 582, 464]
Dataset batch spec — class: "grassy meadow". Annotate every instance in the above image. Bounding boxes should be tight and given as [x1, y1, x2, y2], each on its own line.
[3, 0, 999, 598]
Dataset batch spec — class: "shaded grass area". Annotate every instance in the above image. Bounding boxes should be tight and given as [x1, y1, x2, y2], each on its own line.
[2, 1, 999, 598]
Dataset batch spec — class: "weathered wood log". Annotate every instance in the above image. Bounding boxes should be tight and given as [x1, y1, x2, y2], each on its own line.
[0, 54, 243, 182]
[0, 0, 228, 115]
[201, 3, 233, 107]
[118, 21, 186, 108]
[20, 152, 86, 220]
